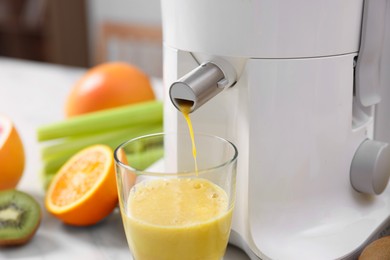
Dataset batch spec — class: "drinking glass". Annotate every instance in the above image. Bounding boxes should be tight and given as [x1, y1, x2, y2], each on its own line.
[114, 132, 238, 260]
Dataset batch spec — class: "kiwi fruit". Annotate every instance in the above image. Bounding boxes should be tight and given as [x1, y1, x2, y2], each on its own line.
[0, 189, 41, 246]
[359, 236, 390, 259]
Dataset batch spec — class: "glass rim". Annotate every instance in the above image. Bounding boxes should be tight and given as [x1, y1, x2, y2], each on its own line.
[114, 132, 238, 177]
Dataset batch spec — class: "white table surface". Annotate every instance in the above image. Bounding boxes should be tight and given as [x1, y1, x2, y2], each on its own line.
[0, 57, 250, 260]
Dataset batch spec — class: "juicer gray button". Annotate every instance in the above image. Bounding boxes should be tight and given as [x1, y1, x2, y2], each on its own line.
[350, 139, 390, 195]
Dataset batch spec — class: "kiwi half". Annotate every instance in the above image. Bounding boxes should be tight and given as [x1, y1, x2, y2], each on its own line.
[0, 189, 41, 246]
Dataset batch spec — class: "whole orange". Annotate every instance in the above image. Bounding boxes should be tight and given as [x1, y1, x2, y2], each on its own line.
[0, 115, 25, 190]
[65, 62, 155, 117]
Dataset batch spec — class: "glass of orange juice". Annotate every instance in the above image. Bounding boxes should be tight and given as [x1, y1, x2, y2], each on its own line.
[114, 132, 238, 260]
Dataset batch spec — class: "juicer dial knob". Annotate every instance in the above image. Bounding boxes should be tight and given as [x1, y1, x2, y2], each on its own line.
[350, 139, 390, 195]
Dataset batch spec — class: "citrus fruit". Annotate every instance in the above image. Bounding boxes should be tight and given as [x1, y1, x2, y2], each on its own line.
[65, 62, 155, 117]
[45, 144, 118, 226]
[0, 115, 25, 190]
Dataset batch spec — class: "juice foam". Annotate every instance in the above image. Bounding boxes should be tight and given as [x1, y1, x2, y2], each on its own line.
[123, 178, 233, 260]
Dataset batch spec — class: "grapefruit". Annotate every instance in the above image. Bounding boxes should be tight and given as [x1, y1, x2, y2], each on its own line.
[0, 115, 25, 190]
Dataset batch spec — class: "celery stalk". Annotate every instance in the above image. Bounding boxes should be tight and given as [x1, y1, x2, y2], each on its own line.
[41, 124, 162, 158]
[42, 154, 68, 174]
[40, 169, 56, 191]
[41, 124, 163, 173]
[126, 146, 164, 171]
[37, 101, 163, 141]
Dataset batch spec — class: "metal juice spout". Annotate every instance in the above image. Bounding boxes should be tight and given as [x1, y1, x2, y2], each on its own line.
[169, 60, 236, 113]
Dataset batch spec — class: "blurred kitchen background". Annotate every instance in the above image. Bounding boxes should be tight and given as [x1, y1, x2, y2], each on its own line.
[0, 0, 162, 77]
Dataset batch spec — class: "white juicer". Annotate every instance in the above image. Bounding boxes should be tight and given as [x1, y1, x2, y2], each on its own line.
[161, 0, 390, 259]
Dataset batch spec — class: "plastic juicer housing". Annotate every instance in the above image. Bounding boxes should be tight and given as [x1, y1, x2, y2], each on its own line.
[161, 0, 390, 259]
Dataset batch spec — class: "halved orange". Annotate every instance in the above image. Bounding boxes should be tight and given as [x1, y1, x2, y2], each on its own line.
[0, 114, 25, 190]
[45, 144, 118, 226]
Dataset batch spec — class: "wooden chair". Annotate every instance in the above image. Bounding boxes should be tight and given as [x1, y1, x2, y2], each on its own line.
[95, 21, 163, 78]
[0, 0, 47, 61]
[0, 0, 89, 67]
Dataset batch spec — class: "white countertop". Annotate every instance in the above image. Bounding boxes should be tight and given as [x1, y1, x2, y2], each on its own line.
[0, 57, 250, 260]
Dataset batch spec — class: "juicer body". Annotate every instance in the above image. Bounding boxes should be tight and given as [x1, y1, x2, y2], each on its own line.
[161, 0, 390, 259]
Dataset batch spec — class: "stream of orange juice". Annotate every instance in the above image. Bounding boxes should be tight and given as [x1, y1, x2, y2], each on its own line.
[123, 178, 233, 260]
[180, 103, 198, 174]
